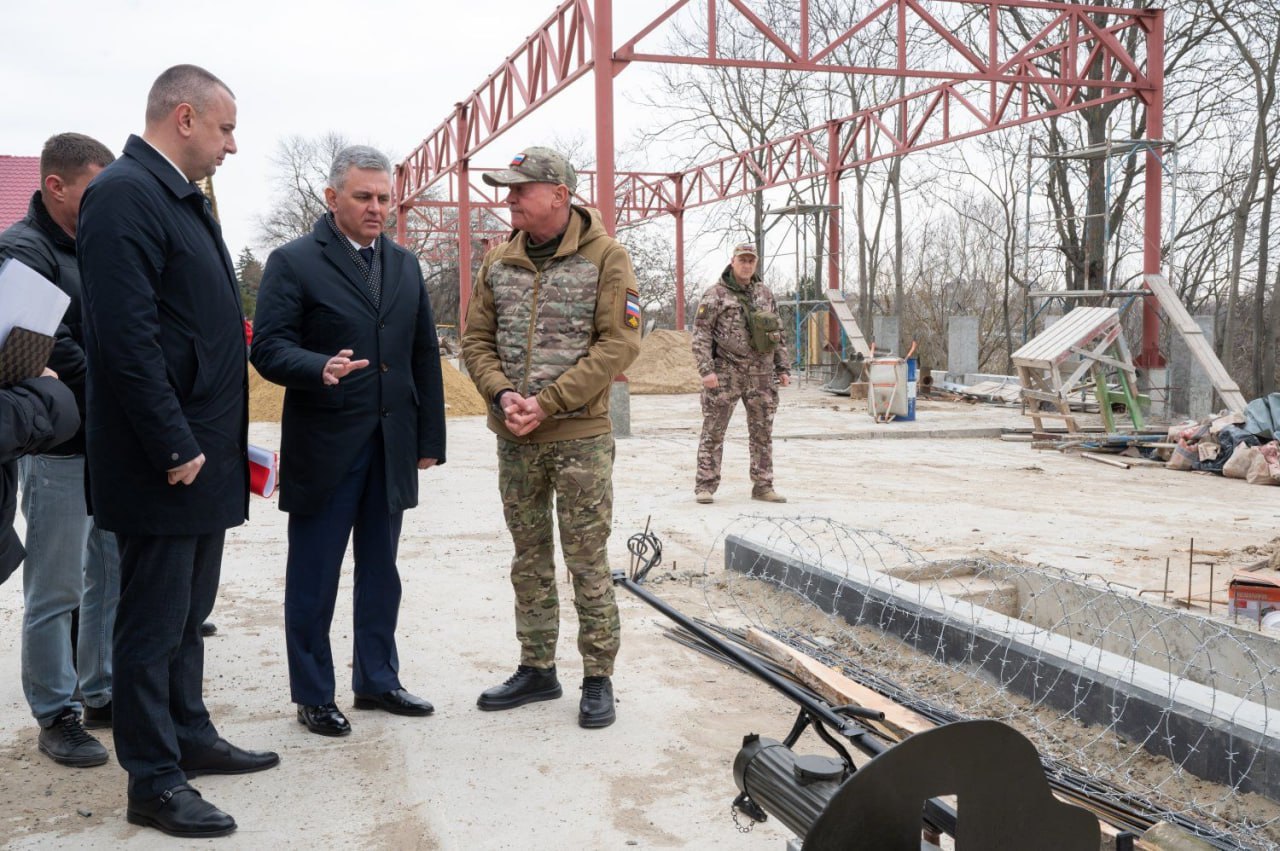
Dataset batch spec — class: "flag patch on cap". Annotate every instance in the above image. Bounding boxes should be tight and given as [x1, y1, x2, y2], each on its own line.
[510, 153, 527, 168]
[625, 288, 641, 328]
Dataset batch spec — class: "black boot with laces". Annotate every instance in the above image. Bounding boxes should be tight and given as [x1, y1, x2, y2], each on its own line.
[38, 708, 109, 767]
[477, 664, 562, 711]
[578, 675, 615, 729]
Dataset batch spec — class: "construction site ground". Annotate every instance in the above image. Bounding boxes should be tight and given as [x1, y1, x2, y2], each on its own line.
[1, 382, 1277, 849]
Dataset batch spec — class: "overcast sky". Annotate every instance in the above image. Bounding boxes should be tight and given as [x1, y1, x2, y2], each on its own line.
[0, 0, 695, 266]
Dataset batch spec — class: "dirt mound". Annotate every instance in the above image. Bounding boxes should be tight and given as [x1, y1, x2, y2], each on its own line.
[627, 329, 702, 395]
[249, 365, 284, 423]
[441, 358, 486, 416]
[248, 358, 488, 423]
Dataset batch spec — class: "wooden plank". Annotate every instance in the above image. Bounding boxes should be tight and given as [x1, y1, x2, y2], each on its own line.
[745, 628, 934, 739]
[1143, 274, 1248, 413]
[1082, 451, 1131, 469]
[824, 290, 874, 358]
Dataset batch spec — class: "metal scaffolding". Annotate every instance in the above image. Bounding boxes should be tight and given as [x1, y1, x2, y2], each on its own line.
[393, 0, 1165, 349]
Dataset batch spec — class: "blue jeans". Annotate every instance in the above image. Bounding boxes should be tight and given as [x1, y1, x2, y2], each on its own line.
[19, 454, 120, 725]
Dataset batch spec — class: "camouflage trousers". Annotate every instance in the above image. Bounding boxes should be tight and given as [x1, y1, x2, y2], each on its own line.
[497, 432, 619, 677]
[696, 370, 778, 494]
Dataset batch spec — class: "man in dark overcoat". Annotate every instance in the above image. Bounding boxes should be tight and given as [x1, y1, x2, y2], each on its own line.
[77, 64, 278, 839]
[250, 145, 446, 738]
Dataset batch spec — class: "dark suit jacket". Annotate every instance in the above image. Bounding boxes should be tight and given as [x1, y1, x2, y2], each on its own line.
[250, 218, 446, 515]
[77, 135, 249, 536]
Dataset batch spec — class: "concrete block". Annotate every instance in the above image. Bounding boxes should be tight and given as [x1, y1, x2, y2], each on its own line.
[872, 315, 900, 356]
[1168, 316, 1215, 419]
[947, 316, 979, 376]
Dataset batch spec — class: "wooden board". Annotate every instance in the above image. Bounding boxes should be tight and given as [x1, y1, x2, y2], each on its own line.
[1143, 274, 1247, 414]
[745, 628, 934, 738]
[824, 290, 874, 358]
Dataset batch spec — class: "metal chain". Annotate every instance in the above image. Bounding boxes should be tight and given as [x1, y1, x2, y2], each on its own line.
[730, 804, 755, 834]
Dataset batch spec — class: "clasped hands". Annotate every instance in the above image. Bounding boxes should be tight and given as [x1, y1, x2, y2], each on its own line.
[498, 390, 547, 437]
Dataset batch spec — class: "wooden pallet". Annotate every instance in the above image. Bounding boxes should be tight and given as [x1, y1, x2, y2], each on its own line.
[1143, 274, 1247, 414]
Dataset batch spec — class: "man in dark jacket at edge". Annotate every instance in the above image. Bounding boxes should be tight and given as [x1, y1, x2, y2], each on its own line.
[0, 132, 121, 770]
[1, 371, 80, 586]
[77, 64, 277, 839]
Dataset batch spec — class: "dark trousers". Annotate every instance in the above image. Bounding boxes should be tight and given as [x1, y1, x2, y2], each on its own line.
[284, 437, 405, 705]
[113, 531, 223, 800]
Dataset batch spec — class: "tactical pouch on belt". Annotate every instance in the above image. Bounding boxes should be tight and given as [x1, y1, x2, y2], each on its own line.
[733, 289, 781, 354]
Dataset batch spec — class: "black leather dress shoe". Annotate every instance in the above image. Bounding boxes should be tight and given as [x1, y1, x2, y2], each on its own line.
[477, 664, 562, 711]
[353, 688, 434, 716]
[180, 738, 280, 777]
[200, 621, 217, 637]
[126, 783, 236, 838]
[297, 702, 351, 736]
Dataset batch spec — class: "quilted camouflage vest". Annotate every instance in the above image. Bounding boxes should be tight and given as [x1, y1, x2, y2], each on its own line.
[488, 253, 599, 415]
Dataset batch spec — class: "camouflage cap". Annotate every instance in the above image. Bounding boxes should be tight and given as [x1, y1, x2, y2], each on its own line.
[732, 241, 759, 258]
[482, 146, 578, 193]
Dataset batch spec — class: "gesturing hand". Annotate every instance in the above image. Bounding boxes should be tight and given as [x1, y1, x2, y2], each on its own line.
[323, 348, 370, 385]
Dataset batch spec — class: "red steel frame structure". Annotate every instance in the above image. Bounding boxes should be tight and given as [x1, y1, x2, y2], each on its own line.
[394, 0, 1165, 366]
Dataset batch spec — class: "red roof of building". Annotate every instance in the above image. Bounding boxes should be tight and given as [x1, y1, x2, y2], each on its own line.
[0, 156, 40, 232]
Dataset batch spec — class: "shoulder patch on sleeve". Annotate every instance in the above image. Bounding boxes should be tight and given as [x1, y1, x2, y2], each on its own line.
[624, 287, 641, 329]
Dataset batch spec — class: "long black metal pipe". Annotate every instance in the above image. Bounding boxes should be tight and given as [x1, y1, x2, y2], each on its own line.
[613, 572, 959, 835]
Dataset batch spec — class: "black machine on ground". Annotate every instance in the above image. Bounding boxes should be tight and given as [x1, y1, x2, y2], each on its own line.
[615, 528, 1116, 851]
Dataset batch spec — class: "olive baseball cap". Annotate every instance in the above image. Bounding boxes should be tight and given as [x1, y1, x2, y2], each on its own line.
[732, 241, 759, 258]
[482, 146, 578, 193]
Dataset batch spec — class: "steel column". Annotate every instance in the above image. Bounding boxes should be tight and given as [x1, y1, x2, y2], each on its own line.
[1138, 8, 1165, 368]
[827, 121, 842, 352]
[457, 104, 474, 331]
[594, 0, 617, 234]
[675, 172, 686, 329]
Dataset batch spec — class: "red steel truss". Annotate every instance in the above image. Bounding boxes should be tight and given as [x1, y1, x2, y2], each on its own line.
[396, 0, 1163, 357]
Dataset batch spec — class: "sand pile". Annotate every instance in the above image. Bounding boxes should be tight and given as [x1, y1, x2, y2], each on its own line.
[248, 358, 487, 423]
[249, 365, 284, 423]
[441, 358, 486, 416]
[626, 329, 702, 394]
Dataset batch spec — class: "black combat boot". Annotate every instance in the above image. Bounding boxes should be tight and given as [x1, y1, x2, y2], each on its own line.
[477, 665, 562, 711]
[578, 675, 615, 728]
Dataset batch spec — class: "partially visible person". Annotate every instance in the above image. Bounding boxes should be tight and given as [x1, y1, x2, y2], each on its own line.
[0, 132, 120, 767]
[461, 146, 641, 729]
[1, 369, 80, 587]
[251, 145, 446, 738]
[691, 241, 790, 504]
[78, 64, 278, 839]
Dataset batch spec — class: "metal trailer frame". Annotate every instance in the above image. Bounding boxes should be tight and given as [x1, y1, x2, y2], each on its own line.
[393, 0, 1164, 366]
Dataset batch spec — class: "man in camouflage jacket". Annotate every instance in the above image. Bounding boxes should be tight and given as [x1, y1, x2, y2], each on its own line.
[461, 146, 641, 729]
[691, 242, 791, 503]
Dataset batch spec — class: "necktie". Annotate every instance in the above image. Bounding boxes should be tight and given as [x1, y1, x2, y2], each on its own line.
[358, 246, 374, 267]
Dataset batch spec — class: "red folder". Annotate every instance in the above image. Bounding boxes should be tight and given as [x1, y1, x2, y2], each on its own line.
[248, 444, 278, 498]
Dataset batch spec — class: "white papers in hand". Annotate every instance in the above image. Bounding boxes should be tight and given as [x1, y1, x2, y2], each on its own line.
[0, 258, 71, 343]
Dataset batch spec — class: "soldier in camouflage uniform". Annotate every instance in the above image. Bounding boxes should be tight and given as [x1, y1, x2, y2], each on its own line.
[691, 242, 791, 503]
[460, 146, 642, 729]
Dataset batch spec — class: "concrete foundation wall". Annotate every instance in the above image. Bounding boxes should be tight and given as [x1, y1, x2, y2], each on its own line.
[726, 535, 1280, 802]
[1002, 569, 1280, 704]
